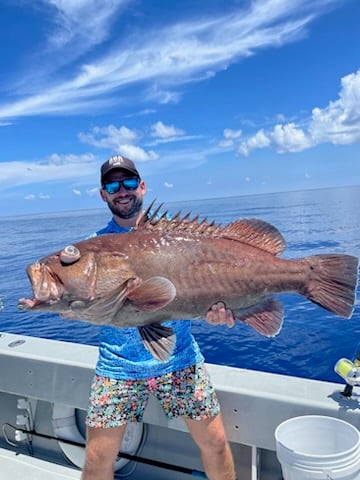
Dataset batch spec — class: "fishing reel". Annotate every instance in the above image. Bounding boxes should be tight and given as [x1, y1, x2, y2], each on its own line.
[334, 342, 360, 398]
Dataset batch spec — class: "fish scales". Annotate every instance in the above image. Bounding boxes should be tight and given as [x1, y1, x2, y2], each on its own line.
[117, 232, 271, 300]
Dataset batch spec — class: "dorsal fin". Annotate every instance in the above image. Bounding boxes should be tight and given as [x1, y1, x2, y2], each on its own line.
[134, 201, 285, 255]
[221, 219, 286, 255]
[135, 200, 220, 235]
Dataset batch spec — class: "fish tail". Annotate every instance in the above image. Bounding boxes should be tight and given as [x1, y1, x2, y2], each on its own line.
[304, 254, 358, 318]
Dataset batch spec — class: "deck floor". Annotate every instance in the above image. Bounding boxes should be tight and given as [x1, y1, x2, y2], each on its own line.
[0, 448, 81, 480]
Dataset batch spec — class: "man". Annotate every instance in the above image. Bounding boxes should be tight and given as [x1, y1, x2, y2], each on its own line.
[81, 155, 236, 480]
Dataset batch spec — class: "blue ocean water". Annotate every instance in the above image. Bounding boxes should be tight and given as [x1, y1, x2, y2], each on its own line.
[1, 186, 359, 384]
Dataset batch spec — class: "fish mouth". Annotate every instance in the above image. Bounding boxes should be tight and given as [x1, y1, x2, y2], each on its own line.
[18, 297, 43, 309]
[18, 263, 65, 311]
[26, 262, 64, 302]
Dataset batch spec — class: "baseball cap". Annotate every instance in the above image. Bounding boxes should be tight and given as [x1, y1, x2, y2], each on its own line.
[101, 155, 140, 182]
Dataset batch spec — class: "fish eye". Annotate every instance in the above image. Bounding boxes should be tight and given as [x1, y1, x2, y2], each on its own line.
[60, 245, 81, 265]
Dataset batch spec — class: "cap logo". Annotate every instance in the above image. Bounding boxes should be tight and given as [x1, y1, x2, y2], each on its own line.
[109, 155, 126, 167]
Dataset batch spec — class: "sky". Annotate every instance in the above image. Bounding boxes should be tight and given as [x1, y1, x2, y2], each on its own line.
[0, 0, 359, 216]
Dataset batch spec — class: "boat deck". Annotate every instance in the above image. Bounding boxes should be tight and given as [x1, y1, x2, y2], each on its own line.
[0, 448, 81, 479]
[1, 333, 359, 480]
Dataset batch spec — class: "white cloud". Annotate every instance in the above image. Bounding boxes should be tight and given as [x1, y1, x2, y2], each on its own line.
[309, 69, 360, 145]
[224, 128, 242, 139]
[24, 194, 36, 200]
[219, 128, 243, 148]
[236, 69, 360, 155]
[38, 192, 50, 199]
[0, 154, 98, 189]
[78, 124, 159, 163]
[0, 0, 338, 119]
[219, 139, 234, 148]
[24, 193, 50, 200]
[164, 182, 174, 188]
[271, 123, 311, 153]
[86, 187, 99, 196]
[117, 144, 158, 163]
[45, 153, 96, 165]
[123, 108, 157, 118]
[151, 121, 185, 139]
[72, 189, 81, 196]
[79, 125, 139, 149]
[40, 0, 127, 54]
[238, 129, 271, 156]
[145, 86, 182, 105]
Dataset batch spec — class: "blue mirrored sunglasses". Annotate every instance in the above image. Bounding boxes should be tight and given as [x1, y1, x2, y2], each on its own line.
[103, 178, 140, 194]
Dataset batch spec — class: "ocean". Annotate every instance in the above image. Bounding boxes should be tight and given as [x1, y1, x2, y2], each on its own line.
[1, 185, 359, 384]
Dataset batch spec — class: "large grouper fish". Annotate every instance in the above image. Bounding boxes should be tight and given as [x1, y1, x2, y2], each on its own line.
[18, 202, 359, 361]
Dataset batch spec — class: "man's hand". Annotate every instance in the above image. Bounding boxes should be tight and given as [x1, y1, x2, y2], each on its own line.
[205, 301, 235, 328]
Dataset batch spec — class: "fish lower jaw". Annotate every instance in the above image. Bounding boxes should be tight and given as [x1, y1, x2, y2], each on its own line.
[18, 296, 66, 311]
[18, 298, 41, 310]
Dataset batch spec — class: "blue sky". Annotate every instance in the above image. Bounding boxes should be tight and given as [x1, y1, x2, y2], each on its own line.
[0, 0, 359, 216]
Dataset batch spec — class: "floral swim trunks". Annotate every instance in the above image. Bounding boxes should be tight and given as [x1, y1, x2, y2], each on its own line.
[86, 362, 220, 428]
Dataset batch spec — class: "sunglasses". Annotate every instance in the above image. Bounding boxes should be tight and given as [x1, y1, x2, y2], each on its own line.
[103, 178, 140, 194]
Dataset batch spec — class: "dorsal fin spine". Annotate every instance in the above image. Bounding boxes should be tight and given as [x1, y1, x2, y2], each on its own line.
[135, 201, 284, 255]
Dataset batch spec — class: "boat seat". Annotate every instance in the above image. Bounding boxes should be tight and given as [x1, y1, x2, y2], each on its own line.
[0, 448, 81, 479]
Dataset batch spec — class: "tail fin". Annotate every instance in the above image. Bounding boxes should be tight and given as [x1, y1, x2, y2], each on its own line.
[305, 254, 358, 318]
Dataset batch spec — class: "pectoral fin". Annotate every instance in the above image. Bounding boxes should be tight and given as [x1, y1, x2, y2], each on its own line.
[233, 298, 284, 337]
[139, 323, 176, 362]
[127, 276, 176, 312]
[62, 277, 138, 322]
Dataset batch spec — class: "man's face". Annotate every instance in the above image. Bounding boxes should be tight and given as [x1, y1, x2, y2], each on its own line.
[100, 169, 146, 220]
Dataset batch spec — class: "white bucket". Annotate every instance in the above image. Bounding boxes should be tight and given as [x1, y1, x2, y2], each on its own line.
[275, 415, 360, 480]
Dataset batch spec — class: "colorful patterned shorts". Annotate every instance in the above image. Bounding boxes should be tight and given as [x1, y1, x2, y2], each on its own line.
[86, 362, 220, 428]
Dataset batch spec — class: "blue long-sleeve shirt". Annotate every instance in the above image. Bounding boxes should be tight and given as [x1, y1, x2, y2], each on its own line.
[93, 218, 203, 380]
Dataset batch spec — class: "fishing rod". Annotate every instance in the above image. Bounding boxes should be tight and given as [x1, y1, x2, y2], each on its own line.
[3, 422, 207, 478]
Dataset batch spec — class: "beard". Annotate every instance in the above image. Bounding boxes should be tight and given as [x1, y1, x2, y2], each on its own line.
[108, 195, 143, 220]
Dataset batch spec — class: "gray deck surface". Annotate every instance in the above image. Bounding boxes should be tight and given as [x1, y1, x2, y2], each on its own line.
[0, 448, 81, 480]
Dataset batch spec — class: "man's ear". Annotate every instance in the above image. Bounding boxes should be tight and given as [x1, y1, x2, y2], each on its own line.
[139, 180, 146, 195]
[99, 188, 107, 202]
